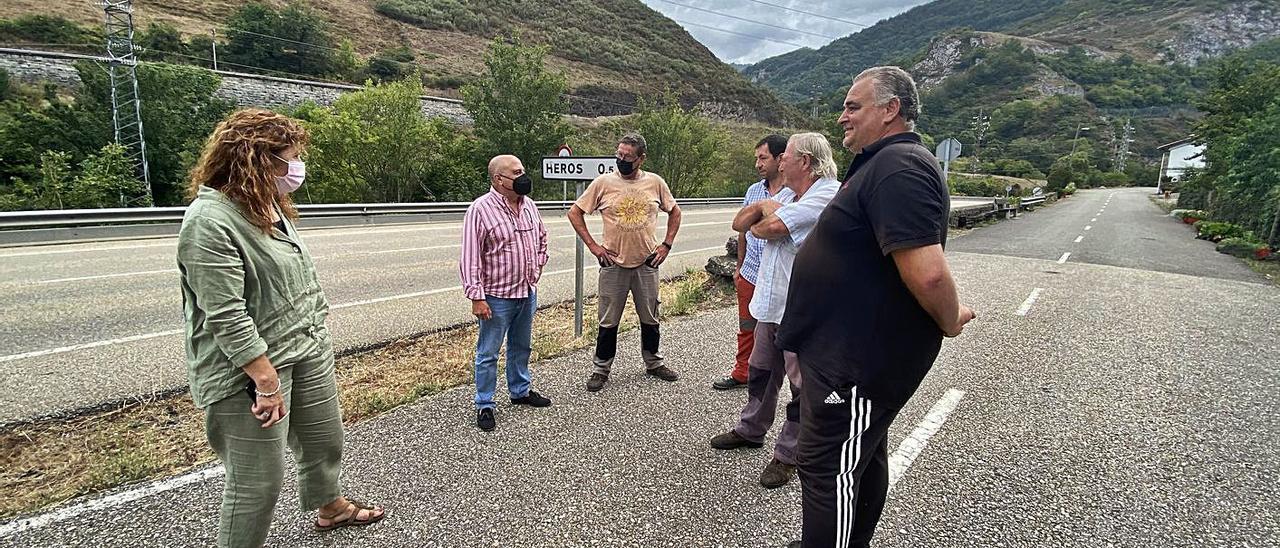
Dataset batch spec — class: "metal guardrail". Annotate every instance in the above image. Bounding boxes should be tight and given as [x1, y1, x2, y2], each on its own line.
[0, 198, 743, 230]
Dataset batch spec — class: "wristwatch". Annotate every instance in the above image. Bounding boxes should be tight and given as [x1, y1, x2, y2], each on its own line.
[660, 241, 672, 250]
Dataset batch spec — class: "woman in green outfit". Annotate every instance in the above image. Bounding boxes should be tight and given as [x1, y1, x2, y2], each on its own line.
[178, 109, 384, 547]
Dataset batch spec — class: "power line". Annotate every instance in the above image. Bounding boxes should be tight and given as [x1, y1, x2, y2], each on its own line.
[739, 0, 871, 29]
[668, 16, 813, 50]
[651, 0, 841, 40]
[221, 28, 347, 54]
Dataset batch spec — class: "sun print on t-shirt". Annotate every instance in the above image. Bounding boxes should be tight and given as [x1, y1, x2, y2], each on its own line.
[613, 190, 653, 232]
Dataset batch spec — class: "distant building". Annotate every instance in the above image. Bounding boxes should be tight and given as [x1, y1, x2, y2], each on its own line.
[1155, 136, 1205, 192]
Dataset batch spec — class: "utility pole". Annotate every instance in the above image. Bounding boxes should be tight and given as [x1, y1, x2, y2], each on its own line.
[102, 0, 152, 206]
[1115, 118, 1134, 173]
[970, 109, 990, 168]
[1070, 122, 1091, 184]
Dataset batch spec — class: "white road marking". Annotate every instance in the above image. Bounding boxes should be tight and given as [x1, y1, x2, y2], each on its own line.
[1057, 252, 1071, 264]
[364, 244, 461, 255]
[0, 242, 175, 258]
[0, 329, 184, 364]
[1016, 288, 1044, 316]
[0, 246, 725, 363]
[34, 269, 178, 284]
[888, 388, 966, 489]
[1091, 218, 1097, 222]
[0, 465, 226, 537]
[1074, 236, 1084, 243]
[1085, 225, 1092, 231]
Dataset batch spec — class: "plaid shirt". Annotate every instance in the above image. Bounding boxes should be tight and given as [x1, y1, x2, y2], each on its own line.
[738, 180, 791, 285]
[459, 189, 548, 300]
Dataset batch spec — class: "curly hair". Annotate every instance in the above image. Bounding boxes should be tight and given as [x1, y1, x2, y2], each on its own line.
[188, 109, 309, 233]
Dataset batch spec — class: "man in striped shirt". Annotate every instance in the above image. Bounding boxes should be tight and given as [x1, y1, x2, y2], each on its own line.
[713, 133, 789, 391]
[460, 154, 552, 432]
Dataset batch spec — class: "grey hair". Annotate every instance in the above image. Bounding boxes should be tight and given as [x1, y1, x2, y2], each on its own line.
[789, 132, 838, 180]
[619, 132, 647, 156]
[853, 66, 920, 130]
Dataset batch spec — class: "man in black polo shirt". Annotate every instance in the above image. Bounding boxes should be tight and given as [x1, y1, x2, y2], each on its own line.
[778, 66, 975, 547]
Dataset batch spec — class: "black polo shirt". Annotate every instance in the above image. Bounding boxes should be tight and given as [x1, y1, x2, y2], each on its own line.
[776, 132, 949, 409]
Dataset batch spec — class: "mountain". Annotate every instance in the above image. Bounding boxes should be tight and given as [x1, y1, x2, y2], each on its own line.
[0, 0, 797, 124]
[746, 0, 1279, 102]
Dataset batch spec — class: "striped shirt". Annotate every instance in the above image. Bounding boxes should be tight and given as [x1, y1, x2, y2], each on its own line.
[739, 179, 790, 285]
[460, 189, 548, 301]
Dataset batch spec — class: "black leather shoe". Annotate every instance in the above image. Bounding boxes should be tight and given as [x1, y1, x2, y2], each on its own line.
[586, 373, 609, 392]
[710, 430, 763, 450]
[759, 458, 797, 489]
[712, 376, 747, 390]
[477, 408, 496, 431]
[646, 365, 679, 382]
[511, 390, 552, 407]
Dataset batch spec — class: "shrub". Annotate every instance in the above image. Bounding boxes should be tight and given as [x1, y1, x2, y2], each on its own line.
[1193, 220, 1249, 242]
[1177, 209, 1210, 223]
[1216, 237, 1267, 258]
[1061, 182, 1077, 195]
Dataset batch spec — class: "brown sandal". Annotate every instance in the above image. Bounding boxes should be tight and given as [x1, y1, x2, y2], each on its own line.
[315, 499, 385, 531]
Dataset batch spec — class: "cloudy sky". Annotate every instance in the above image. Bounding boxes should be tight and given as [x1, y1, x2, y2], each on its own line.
[638, 0, 932, 64]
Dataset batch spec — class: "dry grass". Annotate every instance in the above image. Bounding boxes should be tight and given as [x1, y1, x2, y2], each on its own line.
[0, 270, 734, 520]
[1245, 258, 1280, 287]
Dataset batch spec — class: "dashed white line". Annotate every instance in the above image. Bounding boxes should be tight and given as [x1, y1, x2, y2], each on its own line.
[1016, 288, 1044, 316]
[1091, 218, 1097, 222]
[888, 388, 966, 489]
[1085, 225, 1092, 231]
[1074, 236, 1084, 243]
[1057, 252, 1071, 264]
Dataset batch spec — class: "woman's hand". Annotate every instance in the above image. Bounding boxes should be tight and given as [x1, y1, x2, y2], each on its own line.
[242, 354, 287, 428]
[251, 391, 287, 428]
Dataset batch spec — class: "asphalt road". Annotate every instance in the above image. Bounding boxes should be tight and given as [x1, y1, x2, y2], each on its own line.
[0, 196, 997, 424]
[2, 199, 1276, 546]
[0, 207, 743, 423]
[948, 188, 1265, 283]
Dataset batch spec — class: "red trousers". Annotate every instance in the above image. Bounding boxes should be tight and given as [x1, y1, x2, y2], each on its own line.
[733, 275, 756, 382]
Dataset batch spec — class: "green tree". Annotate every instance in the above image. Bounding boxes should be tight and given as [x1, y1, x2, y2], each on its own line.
[632, 94, 727, 198]
[69, 144, 148, 208]
[222, 2, 339, 78]
[302, 78, 483, 203]
[137, 22, 189, 64]
[462, 36, 570, 176]
[74, 61, 235, 205]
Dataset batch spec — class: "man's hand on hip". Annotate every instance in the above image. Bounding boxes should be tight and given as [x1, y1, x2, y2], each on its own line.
[589, 243, 619, 266]
[472, 299, 492, 321]
[649, 244, 671, 267]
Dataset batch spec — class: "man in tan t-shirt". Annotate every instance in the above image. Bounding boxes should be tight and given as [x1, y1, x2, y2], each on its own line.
[568, 132, 683, 392]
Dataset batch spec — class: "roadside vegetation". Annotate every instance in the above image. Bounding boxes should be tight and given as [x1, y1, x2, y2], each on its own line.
[0, 270, 734, 520]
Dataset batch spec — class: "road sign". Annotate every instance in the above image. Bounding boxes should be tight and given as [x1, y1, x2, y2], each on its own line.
[935, 138, 962, 163]
[542, 156, 617, 180]
[556, 145, 572, 157]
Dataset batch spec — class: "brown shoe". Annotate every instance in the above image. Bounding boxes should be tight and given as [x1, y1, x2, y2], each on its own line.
[646, 365, 679, 382]
[759, 458, 797, 489]
[586, 373, 609, 392]
[710, 430, 763, 450]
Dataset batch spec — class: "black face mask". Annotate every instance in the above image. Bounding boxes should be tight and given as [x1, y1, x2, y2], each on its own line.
[616, 158, 636, 176]
[511, 173, 532, 195]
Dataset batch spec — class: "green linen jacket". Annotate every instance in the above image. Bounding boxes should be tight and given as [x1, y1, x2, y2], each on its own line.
[177, 185, 332, 408]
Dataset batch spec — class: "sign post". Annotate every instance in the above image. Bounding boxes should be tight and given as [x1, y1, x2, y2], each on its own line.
[542, 156, 617, 338]
[935, 137, 962, 185]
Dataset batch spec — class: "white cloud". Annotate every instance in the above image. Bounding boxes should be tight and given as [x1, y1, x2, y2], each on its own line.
[639, 0, 933, 64]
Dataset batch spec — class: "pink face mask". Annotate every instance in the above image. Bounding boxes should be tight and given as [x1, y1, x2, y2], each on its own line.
[272, 155, 306, 196]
